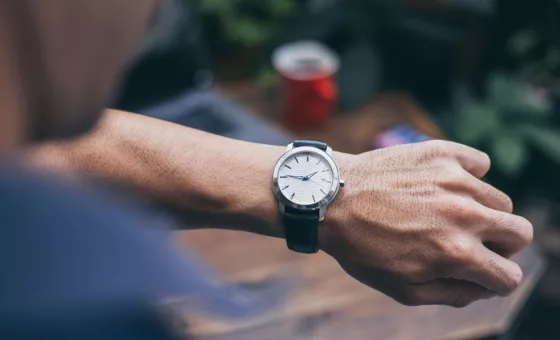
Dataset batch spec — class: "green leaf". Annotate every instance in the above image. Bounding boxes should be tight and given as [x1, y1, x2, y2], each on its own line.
[254, 66, 279, 88]
[508, 29, 538, 58]
[487, 72, 518, 109]
[489, 134, 529, 177]
[545, 47, 560, 70]
[487, 72, 551, 119]
[227, 17, 271, 45]
[514, 84, 553, 119]
[522, 126, 560, 164]
[263, 0, 298, 17]
[197, 0, 233, 13]
[454, 101, 499, 146]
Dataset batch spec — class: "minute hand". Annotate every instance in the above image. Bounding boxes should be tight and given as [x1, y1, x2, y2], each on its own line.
[304, 171, 319, 180]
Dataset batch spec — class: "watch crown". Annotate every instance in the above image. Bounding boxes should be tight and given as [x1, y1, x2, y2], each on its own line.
[339, 180, 345, 187]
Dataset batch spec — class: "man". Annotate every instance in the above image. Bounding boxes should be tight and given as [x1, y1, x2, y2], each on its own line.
[0, 0, 532, 338]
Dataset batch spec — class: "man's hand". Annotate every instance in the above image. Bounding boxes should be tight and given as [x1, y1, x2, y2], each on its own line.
[322, 140, 533, 307]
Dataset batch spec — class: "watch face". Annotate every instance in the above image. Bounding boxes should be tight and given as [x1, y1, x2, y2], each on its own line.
[276, 150, 336, 206]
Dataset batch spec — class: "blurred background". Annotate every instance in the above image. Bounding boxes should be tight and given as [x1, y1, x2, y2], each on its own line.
[113, 0, 560, 339]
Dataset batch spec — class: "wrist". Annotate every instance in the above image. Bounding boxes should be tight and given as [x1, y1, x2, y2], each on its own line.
[233, 144, 357, 247]
[230, 143, 285, 238]
[318, 151, 358, 254]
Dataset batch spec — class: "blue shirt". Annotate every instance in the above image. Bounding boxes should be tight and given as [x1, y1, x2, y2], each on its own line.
[0, 164, 287, 339]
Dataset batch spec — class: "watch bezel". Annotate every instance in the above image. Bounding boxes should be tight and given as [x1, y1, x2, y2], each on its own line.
[272, 146, 340, 211]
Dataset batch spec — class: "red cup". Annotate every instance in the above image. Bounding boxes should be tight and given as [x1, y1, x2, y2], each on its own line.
[273, 41, 340, 128]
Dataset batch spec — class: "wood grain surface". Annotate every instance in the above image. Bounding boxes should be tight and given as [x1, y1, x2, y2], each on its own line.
[177, 230, 543, 340]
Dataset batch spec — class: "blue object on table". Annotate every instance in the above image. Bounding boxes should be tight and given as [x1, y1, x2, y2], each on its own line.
[373, 124, 431, 149]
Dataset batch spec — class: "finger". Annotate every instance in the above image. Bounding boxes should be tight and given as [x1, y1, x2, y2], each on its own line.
[442, 168, 513, 213]
[453, 245, 523, 296]
[407, 279, 496, 307]
[448, 142, 491, 178]
[473, 179, 513, 213]
[480, 209, 533, 256]
[467, 174, 513, 213]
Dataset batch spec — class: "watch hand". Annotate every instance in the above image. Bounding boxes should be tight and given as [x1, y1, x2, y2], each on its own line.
[286, 175, 305, 180]
[303, 171, 319, 180]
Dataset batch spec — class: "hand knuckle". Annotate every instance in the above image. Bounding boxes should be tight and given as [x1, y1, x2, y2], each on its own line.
[493, 261, 523, 295]
[435, 167, 465, 188]
[442, 238, 475, 265]
[503, 268, 523, 294]
[476, 150, 491, 171]
[499, 216, 533, 249]
[465, 206, 486, 222]
[438, 197, 464, 216]
[426, 140, 452, 158]
[481, 150, 491, 163]
[439, 197, 481, 223]
[516, 217, 534, 246]
[492, 189, 514, 213]
[487, 213, 511, 234]
[479, 181, 511, 209]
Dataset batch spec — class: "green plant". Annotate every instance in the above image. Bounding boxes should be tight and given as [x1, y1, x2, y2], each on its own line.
[506, 0, 560, 95]
[508, 29, 560, 95]
[194, 0, 302, 48]
[455, 72, 560, 177]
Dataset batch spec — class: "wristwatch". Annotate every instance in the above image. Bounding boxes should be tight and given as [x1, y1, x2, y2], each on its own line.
[272, 140, 344, 254]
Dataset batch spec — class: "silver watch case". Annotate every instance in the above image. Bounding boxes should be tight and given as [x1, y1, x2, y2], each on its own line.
[272, 144, 342, 220]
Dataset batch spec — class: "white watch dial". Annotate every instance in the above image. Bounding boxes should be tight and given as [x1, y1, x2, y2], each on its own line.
[277, 151, 335, 206]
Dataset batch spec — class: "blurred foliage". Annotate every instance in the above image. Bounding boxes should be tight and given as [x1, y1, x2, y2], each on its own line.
[455, 73, 560, 177]
[193, 0, 302, 48]
[506, 1, 560, 95]
[254, 65, 279, 89]
[192, 0, 306, 84]
[193, 0, 402, 48]
[330, 0, 403, 40]
[192, 0, 403, 85]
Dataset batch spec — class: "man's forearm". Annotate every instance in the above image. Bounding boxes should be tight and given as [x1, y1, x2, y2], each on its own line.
[28, 109, 296, 237]
[27, 109, 534, 306]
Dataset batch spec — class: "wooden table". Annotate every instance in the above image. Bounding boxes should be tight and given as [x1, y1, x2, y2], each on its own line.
[179, 231, 542, 340]
[217, 82, 446, 154]
[176, 82, 544, 340]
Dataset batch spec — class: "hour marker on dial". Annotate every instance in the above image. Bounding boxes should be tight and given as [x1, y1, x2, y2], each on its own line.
[285, 165, 292, 169]
[283, 185, 290, 190]
[312, 195, 316, 202]
[291, 193, 295, 199]
[320, 189, 327, 195]
[295, 157, 299, 163]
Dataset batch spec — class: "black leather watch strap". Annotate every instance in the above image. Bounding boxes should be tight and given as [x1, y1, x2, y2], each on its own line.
[283, 207, 320, 254]
[281, 140, 328, 254]
[293, 140, 328, 151]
